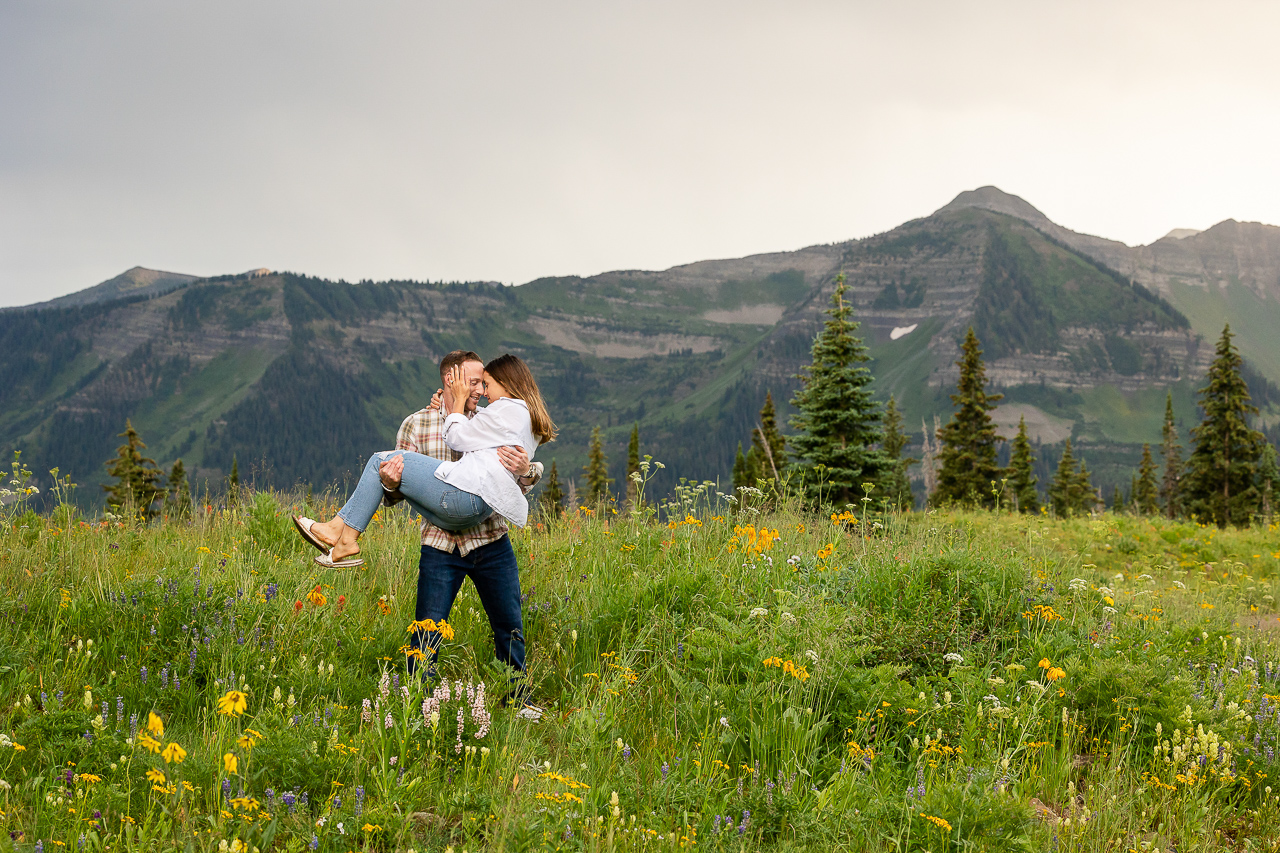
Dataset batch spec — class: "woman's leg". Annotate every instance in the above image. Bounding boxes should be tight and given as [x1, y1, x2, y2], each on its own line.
[395, 453, 493, 532]
[310, 451, 406, 559]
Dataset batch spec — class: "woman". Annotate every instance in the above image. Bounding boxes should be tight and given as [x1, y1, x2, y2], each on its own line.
[294, 353, 556, 567]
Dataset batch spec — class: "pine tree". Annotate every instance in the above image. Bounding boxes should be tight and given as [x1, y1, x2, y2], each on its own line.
[227, 455, 240, 509]
[1183, 325, 1267, 527]
[540, 461, 564, 518]
[933, 328, 1004, 508]
[1049, 439, 1078, 517]
[1007, 415, 1040, 514]
[625, 423, 641, 507]
[103, 420, 165, 520]
[1111, 484, 1124, 512]
[880, 395, 914, 510]
[732, 442, 751, 491]
[751, 391, 787, 483]
[1159, 392, 1184, 518]
[583, 426, 613, 503]
[167, 458, 192, 519]
[1259, 442, 1278, 523]
[788, 274, 889, 506]
[1134, 444, 1159, 515]
[1074, 459, 1096, 515]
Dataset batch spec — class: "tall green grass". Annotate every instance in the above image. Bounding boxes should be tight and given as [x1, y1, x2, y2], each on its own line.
[2, 484, 1280, 851]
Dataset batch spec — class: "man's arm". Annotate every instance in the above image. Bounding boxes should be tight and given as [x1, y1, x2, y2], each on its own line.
[381, 412, 420, 506]
[496, 447, 542, 494]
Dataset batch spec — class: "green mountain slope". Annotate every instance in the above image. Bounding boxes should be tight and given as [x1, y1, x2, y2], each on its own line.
[2, 190, 1276, 509]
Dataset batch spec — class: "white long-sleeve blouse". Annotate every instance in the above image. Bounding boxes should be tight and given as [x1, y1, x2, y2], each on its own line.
[433, 397, 539, 527]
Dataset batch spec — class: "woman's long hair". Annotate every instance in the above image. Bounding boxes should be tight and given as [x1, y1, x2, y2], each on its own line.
[485, 354, 557, 444]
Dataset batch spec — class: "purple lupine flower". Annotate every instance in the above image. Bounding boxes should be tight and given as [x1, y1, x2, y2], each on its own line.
[84, 730, 93, 744]
[332, 796, 341, 809]
[354, 786, 365, 817]
[129, 712, 139, 738]
[738, 811, 750, 836]
[677, 642, 684, 661]
[713, 815, 721, 834]
[160, 666, 169, 689]
[34, 841, 43, 853]
[173, 676, 180, 690]
[78, 833, 85, 851]
[140, 666, 148, 685]
[564, 826, 573, 840]
[661, 762, 669, 781]
[622, 744, 631, 759]
[265, 583, 277, 602]
[40, 692, 47, 706]
[222, 779, 231, 798]
[282, 791, 296, 813]
[266, 788, 275, 807]
[56, 691, 64, 704]
[300, 792, 309, 807]
[766, 779, 774, 806]
[310, 836, 318, 850]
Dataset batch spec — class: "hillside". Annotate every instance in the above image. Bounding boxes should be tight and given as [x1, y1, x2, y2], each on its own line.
[2, 189, 1277, 508]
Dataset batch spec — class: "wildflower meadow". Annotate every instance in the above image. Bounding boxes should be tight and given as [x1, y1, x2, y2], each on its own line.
[3, 469, 1280, 851]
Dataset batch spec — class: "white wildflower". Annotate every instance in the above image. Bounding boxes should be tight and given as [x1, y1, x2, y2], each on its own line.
[943, 652, 964, 664]
[779, 612, 797, 625]
[749, 607, 769, 619]
[1068, 578, 1089, 592]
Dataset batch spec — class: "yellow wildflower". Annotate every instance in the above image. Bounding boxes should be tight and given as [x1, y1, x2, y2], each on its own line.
[146, 711, 164, 737]
[144, 769, 166, 784]
[161, 742, 187, 764]
[223, 753, 238, 774]
[136, 733, 161, 754]
[217, 690, 249, 717]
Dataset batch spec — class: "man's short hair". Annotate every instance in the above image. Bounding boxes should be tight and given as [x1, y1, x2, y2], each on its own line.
[439, 350, 483, 381]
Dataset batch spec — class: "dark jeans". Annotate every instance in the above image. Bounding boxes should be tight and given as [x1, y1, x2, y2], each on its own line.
[408, 534, 526, 683]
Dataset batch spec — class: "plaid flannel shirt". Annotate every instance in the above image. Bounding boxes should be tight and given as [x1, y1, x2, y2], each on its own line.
[389, 404, 543, 556]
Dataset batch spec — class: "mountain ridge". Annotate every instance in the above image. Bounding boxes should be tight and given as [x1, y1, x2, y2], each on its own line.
[2, 187, 1277, 509]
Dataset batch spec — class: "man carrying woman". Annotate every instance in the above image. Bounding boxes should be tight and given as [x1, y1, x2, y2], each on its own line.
[294, 350, 552, 712]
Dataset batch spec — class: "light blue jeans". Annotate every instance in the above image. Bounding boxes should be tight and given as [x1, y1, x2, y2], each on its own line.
[337, 451, 492, 533]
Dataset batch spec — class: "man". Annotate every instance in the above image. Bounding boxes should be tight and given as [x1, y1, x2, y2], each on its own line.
[378, 350, 542, 709]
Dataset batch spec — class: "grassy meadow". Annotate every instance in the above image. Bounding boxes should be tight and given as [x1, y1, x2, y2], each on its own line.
[2, 476, 1280, 852]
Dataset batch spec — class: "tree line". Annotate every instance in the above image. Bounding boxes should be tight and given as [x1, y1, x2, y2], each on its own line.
[546, 273, 1278, 528]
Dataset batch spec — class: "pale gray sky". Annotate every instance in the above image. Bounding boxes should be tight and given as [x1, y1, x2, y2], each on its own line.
[2, 1, 1279, 306]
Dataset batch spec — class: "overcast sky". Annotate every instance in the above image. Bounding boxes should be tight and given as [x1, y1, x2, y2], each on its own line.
[2, 1, 1279, 307]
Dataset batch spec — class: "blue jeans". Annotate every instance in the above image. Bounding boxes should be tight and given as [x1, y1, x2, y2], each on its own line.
[337, 451, 492, 533]
[407, 535, 526, 685]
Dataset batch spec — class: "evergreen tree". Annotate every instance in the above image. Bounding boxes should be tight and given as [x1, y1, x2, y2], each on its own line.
[1183, 325, 1267, 527]
[788, 274, 889, 506]
[583, 426, 613, 503]
[751, 391, 787, 482]
[880, 395, 915, 510]
[167, 458, 192, 519]
[933, 328, 1004, 508]
[1074, 459, 1096, 515]
[732, 440, 747, 489]
[625, 423, 640, 507]
[1111, 484, 1124, 512]
[1159, 392, 1184, 518]
[1049, 439, 1078, 517]
[1134, 444, 1159, 515]
[1129, 475, 1139, 513]
[1007, 415, 1040, 514]
[1260, 442, 1278, 523]
[227, 455, 240, 508]
[103, 420, 164, 519]
[540, 461, 564, 518]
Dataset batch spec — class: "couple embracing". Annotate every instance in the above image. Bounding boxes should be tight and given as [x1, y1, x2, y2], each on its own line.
[293, 350, 554, 712]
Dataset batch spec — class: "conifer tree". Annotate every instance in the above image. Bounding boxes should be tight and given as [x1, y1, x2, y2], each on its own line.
[583, 426, 613, 503]
[1007, 415, 1039, 513]
[788, 274, 888, 506]
[227, 455, 240, 508]
[1111, 484, 1124, 512]
[751, 391, 787, 483]
[933, 328, 1004, 508]
[1049, 439, 1078, 517]
[625, 423, 640, 506]
[1159, 392, 1184, 518]
[1129, 475, 1139, 513]
[1074, 459, 1096, 515]
[540, 461, 564, 518]
[1183, 325, 1266, 527]
[1134, 444, 1159, 515]
[732, 442, 750, 491]
[103, 420, 164, 520]
[880, 395, 915, 510]
[1260, 442, 1278, 523]
[167, 458, 192, 519]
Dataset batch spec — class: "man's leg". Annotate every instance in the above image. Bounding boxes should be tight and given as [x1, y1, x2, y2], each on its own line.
[465, 535, 527, 695]
[409, 544, 468, 679]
